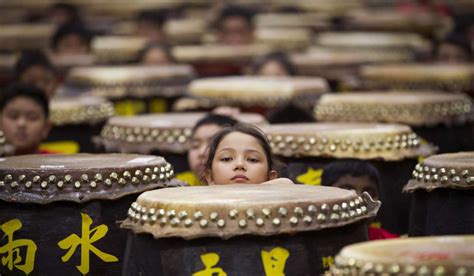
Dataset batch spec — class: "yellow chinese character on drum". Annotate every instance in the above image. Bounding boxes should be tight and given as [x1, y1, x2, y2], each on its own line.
[193, 252, 227, 276]
[58, 213, 118, 275]
[296, 168, 323, 186]
[322, 256, 334, 269]
[0, 219, 37, 275]
[261, 247, 290, 276]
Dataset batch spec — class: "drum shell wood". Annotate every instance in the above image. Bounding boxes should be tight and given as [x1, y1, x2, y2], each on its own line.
[282, 156, 417, 235]
[122, 221, 368, 276]
[46, 122, 106, 153]
[0, 194, 139, 276]
[408, 189, 474, 236]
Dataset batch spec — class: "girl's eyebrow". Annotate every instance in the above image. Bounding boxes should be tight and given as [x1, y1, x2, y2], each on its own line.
[219, 147, 262, 154]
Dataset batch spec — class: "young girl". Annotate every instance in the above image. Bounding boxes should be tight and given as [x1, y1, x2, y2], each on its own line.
[203, 123, 279, 185]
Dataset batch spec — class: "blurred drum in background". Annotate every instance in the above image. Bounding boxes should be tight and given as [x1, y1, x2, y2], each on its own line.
[0, 153, 181, 275]
[315, 91, 474, 153]
[121, 182, 380, 275]
[405, 152, 474, 236]
[261, 123, 435, 235]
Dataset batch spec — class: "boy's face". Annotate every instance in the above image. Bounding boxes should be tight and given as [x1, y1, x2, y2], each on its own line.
[136, 21, 165, 43]
[205, 131, 276, 185]
[56, 34, 89, 55]
[0, 97, 51, 155]
[141, 48, 172, 65]
[437, 43, 469, 64]
[217, 16, 254, 45]
[258, 60, 289, 76]
[188, 123, 222, 177]
[20, 65, 57, 99]
[332, 175, 378, 200]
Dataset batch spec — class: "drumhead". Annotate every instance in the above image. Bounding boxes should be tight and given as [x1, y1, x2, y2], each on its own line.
[261, 123, 431, 160]
[50, 96, 114, 126]
[121, 181, 380, 239]
[0, 153, 177, 203]
[315, 91, 473, 126]
[405, 152, 474, 191]
[333, 235, 474, 275]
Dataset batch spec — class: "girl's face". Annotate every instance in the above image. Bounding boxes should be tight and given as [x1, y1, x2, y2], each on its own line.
[205, 131, 277, 185]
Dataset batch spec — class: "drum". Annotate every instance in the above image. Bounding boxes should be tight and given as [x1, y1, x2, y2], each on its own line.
[332, 235, 474, 275]
[315, 91, 474, 153]
[63, 64, 195, 116]
[172, 44, 271, 77]
[98, 112, 267, 174]
[184, 76, 329, 115]
[0, 24, 54, 51]
[0, 153, 181, 275]
[254, 13, 331, 32]
[121, 181, 380, 275]
[291, 47, 413, 91]
[91, 36, 147, 64]
[255, 28, 313, 51]
[45, 96, 115, 153]
[404, 152, 474, 236]
[360, 63, 474, 94]
[261, 123, 436, 235]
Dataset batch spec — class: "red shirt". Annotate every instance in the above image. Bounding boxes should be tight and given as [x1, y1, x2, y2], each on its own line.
[368, 226, 399, 240]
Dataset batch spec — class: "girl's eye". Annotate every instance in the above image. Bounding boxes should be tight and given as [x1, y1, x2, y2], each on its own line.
[248, 158, 259, 163]
[220, 157, 232, 162]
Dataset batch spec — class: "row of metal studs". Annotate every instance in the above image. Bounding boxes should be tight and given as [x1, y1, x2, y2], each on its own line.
[333, 255, 471, 276]
[411, 163, 474, 185]
[362, 79, 471, 91]
[0, 163, 173, 190]
[267, 132, 420, 154]
[51, 103, 115, 125]
[101, 125, 193, 144]
[126, 196, 369, 229]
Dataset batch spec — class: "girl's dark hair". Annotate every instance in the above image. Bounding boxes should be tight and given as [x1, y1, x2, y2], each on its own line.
[136, 42, 176, 63]
[51, 21, 92, 51]
[204, 123, 275, 173]
[0, 83, 49, 118]
[250, 51, 297, 76]
[14, 50, 55, 80]
[192, 113, 239, 135]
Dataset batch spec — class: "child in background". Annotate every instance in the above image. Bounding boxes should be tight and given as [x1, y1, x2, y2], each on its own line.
[249, 51, 297, 76]
[51, 22, 92, 55]
[177, 114, 238, 186]
[0, 84, 51, 156]
[321, 159, 398, 240]
[14, 50, 57, 99]
[213, 5, 255, 45]
[203, 123, 278, 185]
[137, 42, 175, 65]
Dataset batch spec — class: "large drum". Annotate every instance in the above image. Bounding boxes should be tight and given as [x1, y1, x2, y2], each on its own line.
[45, 96, 115, 153]
[315, 91, 474, 153]
[261, 123, 435, 235]
[0, 153, 181, 275]
[63, 64, 195, 116]
[92, 36, 147, 64]
[360, 63, 474, 94]
[121, 182, 380, 275]
[332, 235, 474, 275]
[405, 152, 474, 236]
[172, 44, 271, 77]
[179, 76, 329, 115]
[98, 112, 267, 174]
[0, 24, 53, 52]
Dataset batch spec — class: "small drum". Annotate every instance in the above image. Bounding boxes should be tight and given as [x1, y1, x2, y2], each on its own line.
[0, 24, 54, 51]
[332, 235, 474, 275]
[98, 112, 267, 173]
[315, 91, 474, 153]
[0, 153, 181, 275]
[404, 152, 474, 236]
[45, 96, 115, 153]
[360, 63, 474, 94]
[261, 123, 436, 235]
[255, 28, 313, 51]
[292, 47, 413, 91]
[91, 36, 147, 64]
[63, 64, 195, 116]
[121, 182, 380, 275]
[184, 76, 329, 115]
[254, 13, 331, 32]
[172, 44, 271, 76]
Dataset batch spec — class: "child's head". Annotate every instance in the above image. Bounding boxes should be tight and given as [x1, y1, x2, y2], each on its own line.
[188, 114, 238, 177]
[435, 32, 472, 63]
[135, 9, 167, 43]
[0, 84, 51, 156]
[51, 22, 92, 55]
[48, 3, 81, 26]
[137, 42, 175, 65]
[321, 159, 380, 200]
[14, 50, 57, 99]
[250, 51, 297, 76]
[214, 5, 255, 45]
[204, 123, 277, 185]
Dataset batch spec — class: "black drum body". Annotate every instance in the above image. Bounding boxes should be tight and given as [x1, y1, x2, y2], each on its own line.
[47, 122, 106, 153]
[414, 124, 474, 154]
[408, 189, 474, 236]
[0, 194, 137, 276]
[283, 157, 417, 235]
[123, 222, 368, 276]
